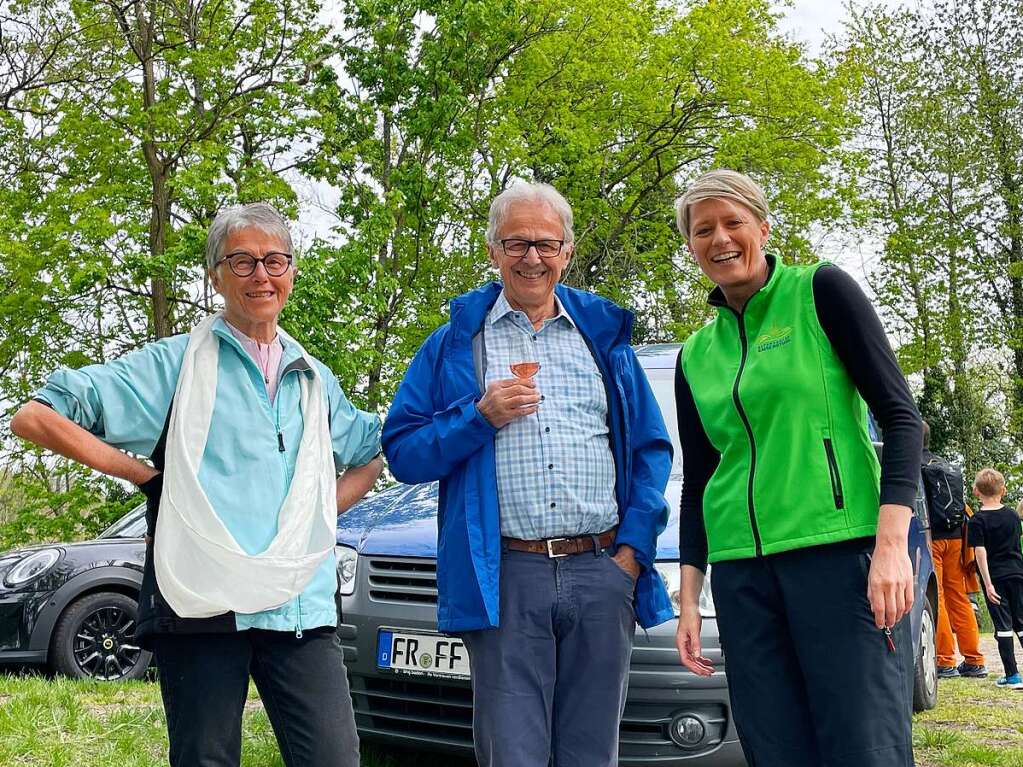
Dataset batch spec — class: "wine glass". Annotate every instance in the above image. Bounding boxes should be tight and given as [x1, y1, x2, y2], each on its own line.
[509, 361, 540, 379]
[510, 334, 541, 424]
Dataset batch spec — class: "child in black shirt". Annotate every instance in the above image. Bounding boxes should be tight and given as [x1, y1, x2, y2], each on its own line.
[968, 468, 1023, 688]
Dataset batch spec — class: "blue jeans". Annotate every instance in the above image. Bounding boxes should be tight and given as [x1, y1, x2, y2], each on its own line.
[459, 544, 637, 767]
[153, 627, 359, 767]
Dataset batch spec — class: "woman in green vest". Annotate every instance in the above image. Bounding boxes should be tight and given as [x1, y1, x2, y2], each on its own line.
[673, 170, 922, 767]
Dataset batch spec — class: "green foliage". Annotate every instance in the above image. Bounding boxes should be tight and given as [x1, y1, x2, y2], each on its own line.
[295, 0, 856, 406]
[1, 0, 329, 536]
[839, 0, 1023, 479]
[0, 462, 140, 551]
[0, 0, 886, 538]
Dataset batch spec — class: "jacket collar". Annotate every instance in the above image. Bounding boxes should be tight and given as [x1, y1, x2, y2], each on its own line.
[449, 281, 632, 349]
[707, 254, 782, 311]
[211, 315, 313, 375]
[487, 290, 576, 329]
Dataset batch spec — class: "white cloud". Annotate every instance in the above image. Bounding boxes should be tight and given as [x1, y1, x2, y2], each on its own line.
[775, 0, 849, 56]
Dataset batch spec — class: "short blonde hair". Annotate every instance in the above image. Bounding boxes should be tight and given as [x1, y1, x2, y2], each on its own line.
[1015, 499, 1023, 519]
[974, 468, 1006, 498]
[674, 169, 770, 238]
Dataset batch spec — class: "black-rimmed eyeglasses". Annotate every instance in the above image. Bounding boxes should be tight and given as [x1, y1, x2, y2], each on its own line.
[216, 251, 293, 277]
[499, 239, 565, 259]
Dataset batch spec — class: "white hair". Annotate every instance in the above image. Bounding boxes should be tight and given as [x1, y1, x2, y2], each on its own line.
[486, 182, 574, 245]
[204, 203, 294, 270]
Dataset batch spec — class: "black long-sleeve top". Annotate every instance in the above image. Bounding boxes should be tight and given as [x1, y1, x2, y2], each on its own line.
[677, 263, 923, 572]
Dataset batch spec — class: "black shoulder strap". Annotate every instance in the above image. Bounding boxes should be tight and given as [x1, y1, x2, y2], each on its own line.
[151, 398, 174, 472]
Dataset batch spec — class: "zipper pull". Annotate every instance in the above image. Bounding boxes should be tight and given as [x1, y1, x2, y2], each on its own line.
[277, 431, 285, 452]
[295, 628, 303, 639]
[883, 625, 895, 653]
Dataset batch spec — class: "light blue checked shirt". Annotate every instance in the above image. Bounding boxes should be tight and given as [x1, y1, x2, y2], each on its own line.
[483, 291, 618, 539]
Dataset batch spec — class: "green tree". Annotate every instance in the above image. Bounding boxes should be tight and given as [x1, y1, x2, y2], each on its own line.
[1, 0, 328, 533]
[841, 0, 1021, 482]
[300, 0, 858, 407]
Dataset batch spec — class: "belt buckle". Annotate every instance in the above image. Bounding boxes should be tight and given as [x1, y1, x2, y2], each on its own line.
[545, 538, 569, 558]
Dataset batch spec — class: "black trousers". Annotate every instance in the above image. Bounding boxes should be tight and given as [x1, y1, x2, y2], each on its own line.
[152, 628, 360, 767]
[712, 539, 915, 767]
[985, 576, 1023, 677]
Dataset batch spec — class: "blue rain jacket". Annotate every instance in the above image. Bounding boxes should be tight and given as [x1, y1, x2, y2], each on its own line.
[383, 282, 674, 631]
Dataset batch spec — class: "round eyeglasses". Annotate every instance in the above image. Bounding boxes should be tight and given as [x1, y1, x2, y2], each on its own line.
[216, 252, 293, 277]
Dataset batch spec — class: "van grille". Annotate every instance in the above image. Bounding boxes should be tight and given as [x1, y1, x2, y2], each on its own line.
[351, 674, 474, 749]
[367, 557, 438, 605]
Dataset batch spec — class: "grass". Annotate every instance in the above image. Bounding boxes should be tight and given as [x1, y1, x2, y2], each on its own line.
[1, 636, 1020, 767]
[914, 676, 1023, 767]
[913, 635, 1023, 767]
[0, 670, 471, 766]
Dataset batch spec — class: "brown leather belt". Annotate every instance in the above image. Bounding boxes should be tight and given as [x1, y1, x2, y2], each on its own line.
[503, 528, 617, 558]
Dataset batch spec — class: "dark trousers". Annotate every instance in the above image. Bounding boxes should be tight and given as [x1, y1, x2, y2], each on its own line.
[985, 576, 1023, 677]
[712, 539, 915, 767]
[152, 628, 359, 767]
[458, 544, 637, 767]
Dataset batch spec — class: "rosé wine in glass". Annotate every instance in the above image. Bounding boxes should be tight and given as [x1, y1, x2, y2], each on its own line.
[510, 361, 540, 379]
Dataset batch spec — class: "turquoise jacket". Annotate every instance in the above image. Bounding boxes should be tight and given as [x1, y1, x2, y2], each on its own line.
[36, 317, 381, 634]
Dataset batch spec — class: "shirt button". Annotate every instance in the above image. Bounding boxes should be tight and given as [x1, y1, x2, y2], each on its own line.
[545, 426, 550, 433]
[550, 502, 556, 509]
[532, 335, 537, 340]
[540, 395, 545, 401]
[548, 464, 554, 470]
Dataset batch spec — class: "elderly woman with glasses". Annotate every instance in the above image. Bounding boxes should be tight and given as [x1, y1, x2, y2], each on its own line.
[11, 203, 382, 767]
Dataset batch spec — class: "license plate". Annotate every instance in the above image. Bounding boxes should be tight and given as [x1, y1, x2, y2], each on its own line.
[376, 629, 470, 679]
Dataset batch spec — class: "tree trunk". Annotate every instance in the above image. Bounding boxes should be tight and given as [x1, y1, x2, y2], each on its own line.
[137, 0, 173, 338]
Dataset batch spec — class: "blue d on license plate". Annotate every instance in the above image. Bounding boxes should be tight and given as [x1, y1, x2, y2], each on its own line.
[377, 630, 470, 678]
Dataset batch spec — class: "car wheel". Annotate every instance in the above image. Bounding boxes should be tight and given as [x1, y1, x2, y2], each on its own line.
[912, 595, 938, 712]
[51, 592, 152, 681]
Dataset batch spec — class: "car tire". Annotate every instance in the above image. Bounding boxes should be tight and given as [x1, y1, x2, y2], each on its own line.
[50, 592, 152, 682]
[912, 595, 938, 712]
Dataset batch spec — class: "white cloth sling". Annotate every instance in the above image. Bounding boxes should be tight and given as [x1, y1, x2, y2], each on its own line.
[153, 313, 336, 618]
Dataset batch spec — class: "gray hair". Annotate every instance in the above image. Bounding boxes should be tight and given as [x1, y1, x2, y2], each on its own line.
[204, 202, 294, 270]
[674, 169, 770, 238]
[486, 182, 574, 245]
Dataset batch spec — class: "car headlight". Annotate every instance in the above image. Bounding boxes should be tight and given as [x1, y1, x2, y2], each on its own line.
[4, 548, 61, 588]
[653, 562, 715, 618]
[335, 545, 358, 596]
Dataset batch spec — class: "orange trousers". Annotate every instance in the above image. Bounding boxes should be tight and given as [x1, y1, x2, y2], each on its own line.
[931, 537, 984, 667]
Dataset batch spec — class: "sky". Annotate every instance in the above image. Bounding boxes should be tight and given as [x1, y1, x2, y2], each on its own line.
[778, 0, 852, 56]
[777, 1, 901, 286]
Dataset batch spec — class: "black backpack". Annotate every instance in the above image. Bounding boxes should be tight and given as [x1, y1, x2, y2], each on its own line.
[921, 455, 966, 532]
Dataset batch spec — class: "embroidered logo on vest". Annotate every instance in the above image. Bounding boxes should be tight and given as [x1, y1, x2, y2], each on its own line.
[755, 325, 792, 352]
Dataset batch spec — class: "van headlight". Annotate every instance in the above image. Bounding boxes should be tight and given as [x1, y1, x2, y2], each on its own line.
[335, 545, 358, 596]
[653, 562, 715, 618]
[4, 548, 61, 588]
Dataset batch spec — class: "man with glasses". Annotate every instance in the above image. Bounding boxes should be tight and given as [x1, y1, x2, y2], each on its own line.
[382, 182, 674, 767]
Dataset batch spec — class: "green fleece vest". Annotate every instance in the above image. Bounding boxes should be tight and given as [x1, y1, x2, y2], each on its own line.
[681, 257, 881, 562]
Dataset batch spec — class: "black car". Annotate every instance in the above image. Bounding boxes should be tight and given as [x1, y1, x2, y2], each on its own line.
[0, 504, 151, 680]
